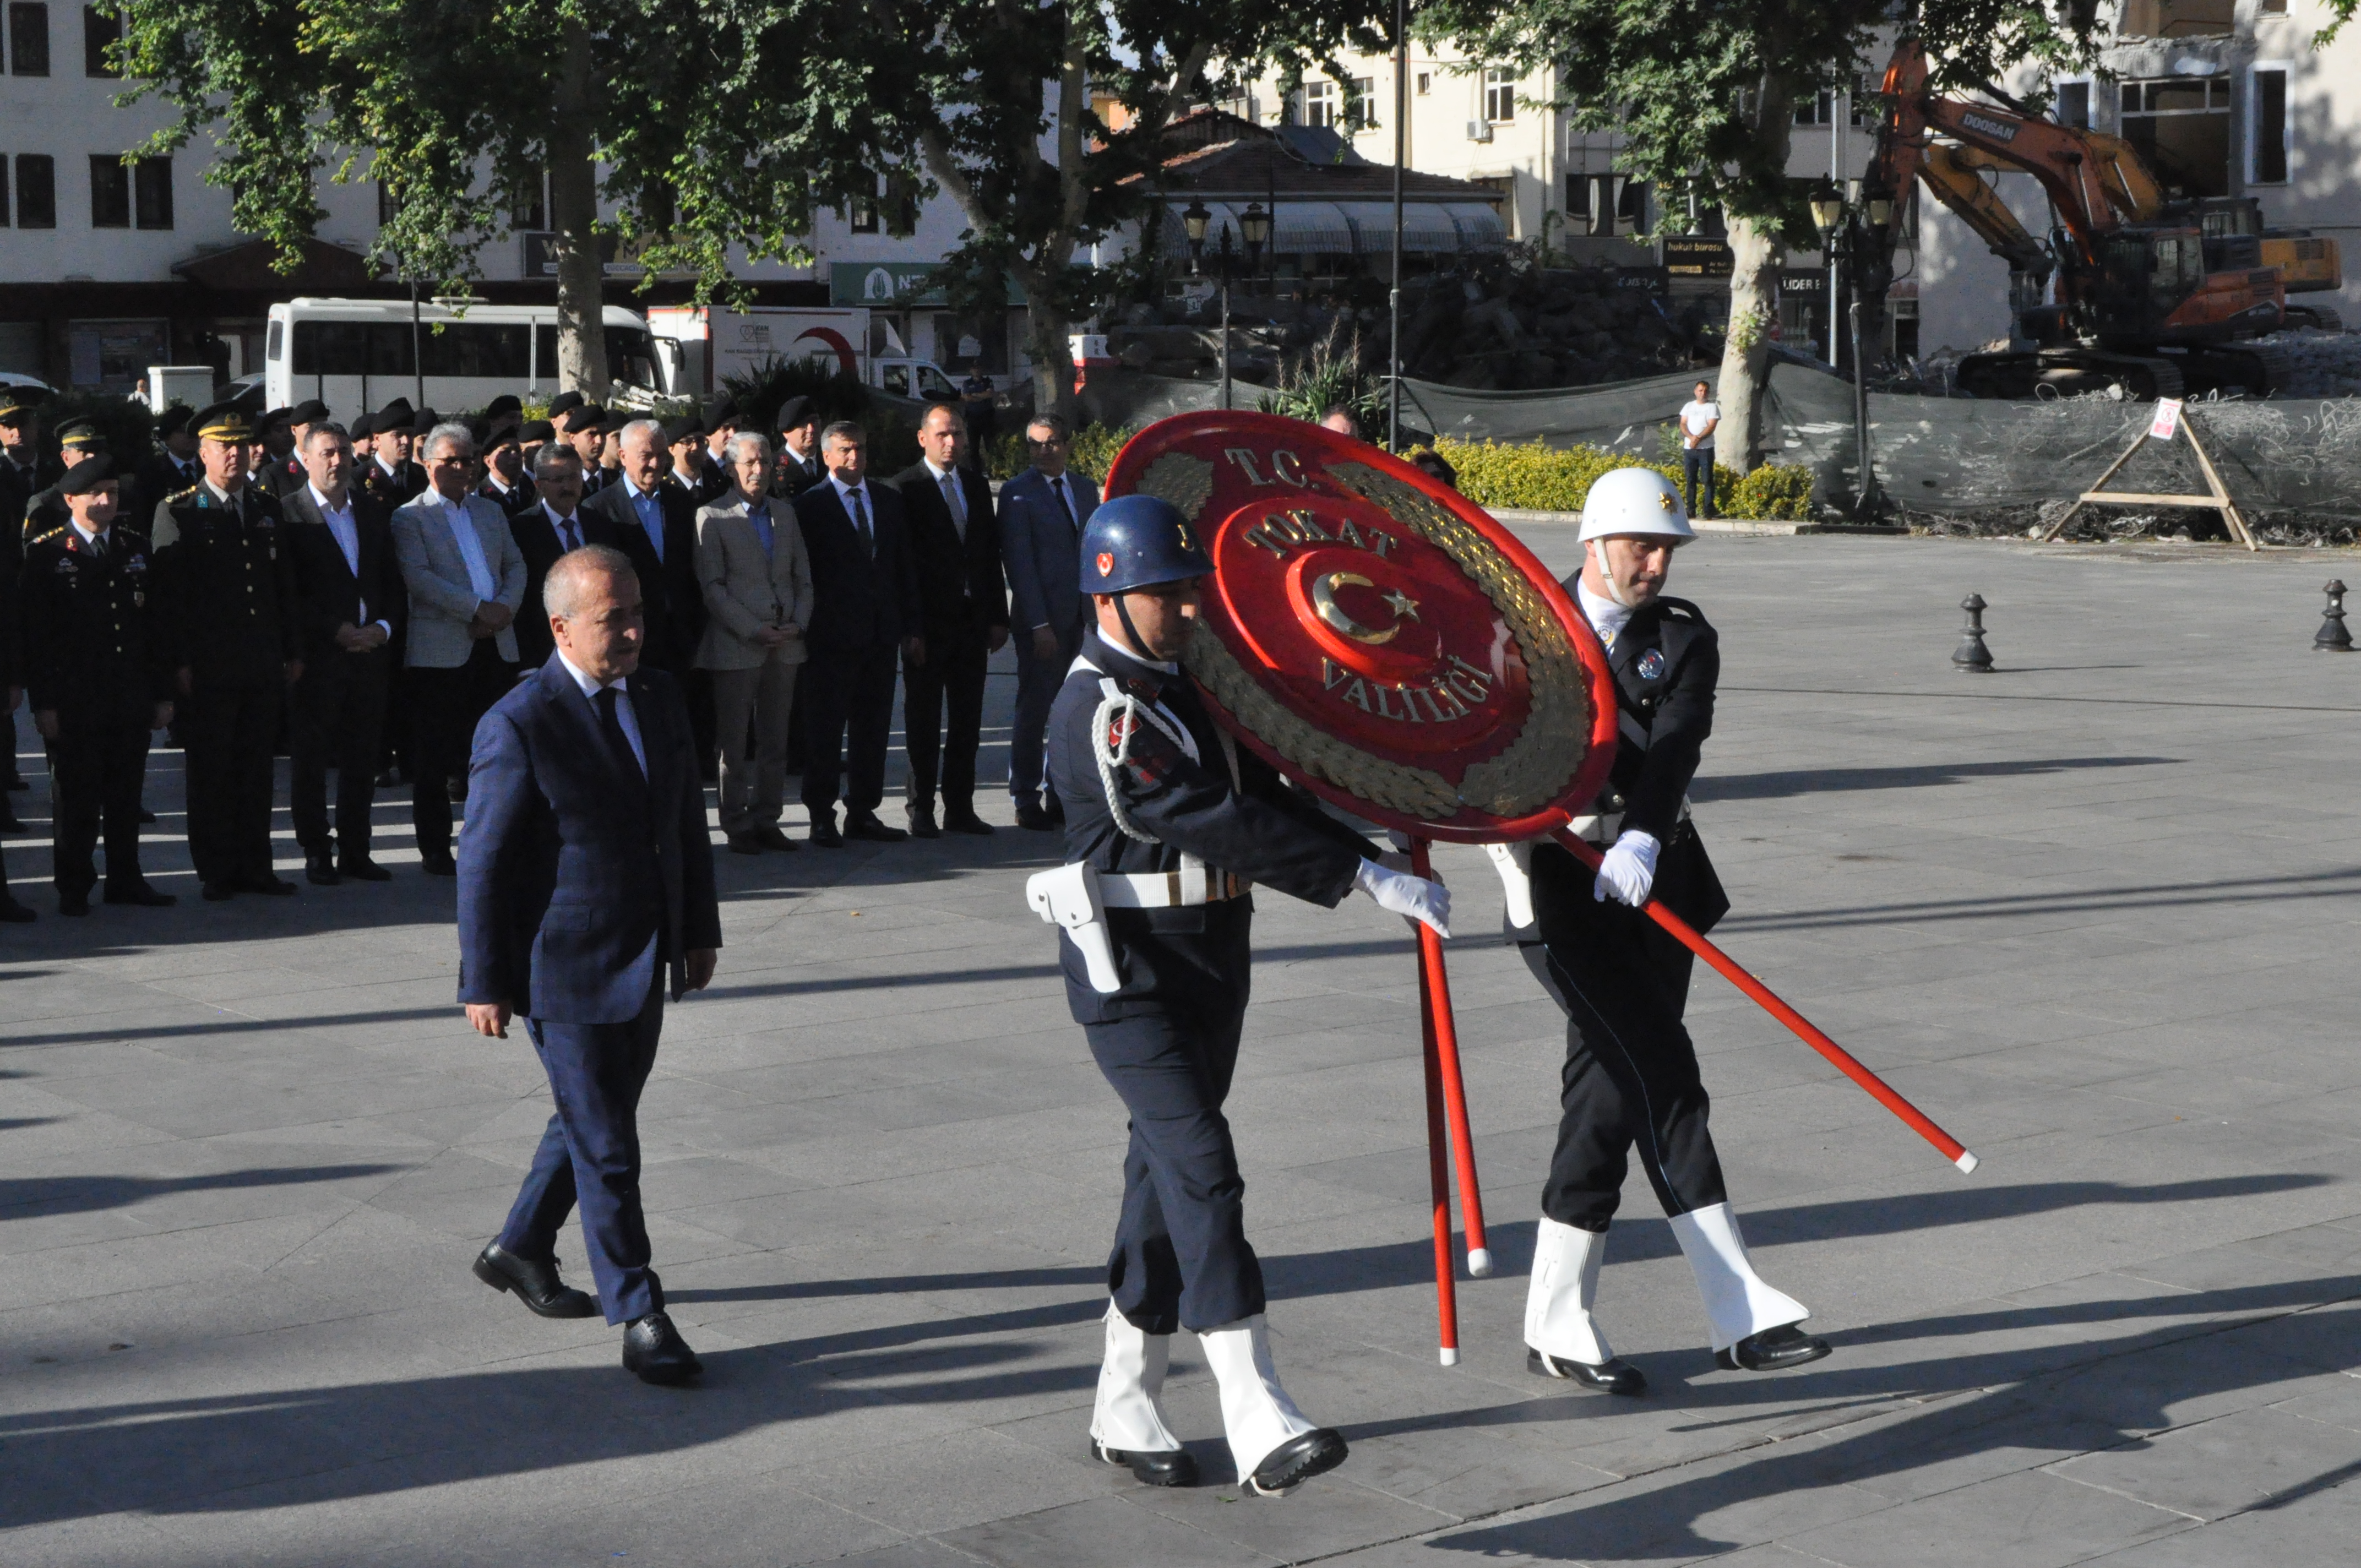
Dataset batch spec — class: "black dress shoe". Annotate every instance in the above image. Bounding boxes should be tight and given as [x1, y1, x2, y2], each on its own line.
[753, 825, 798, 853]
[1245, 1429, 1348, 1496]
[808, 816, 845, 849]
[843, 812, 906, 843]
[58, 891, 90, 917]
[728, 830, 764, 855]
[1718, 1324, 1831, 1373]
[473, 1244, 598, 1319]
[943, 808, 995, 836]
[1014, 801, 1055, 832]
[138, 808, 157, 824]
[200, 880, 235, 902]
[1527, 1348, 1649, 1395]
[338, 857, 393, 882]
[305, 852, 341, 886]
[1092, 1439, 1199, 1488]
[239, 872, 298, 896]
[0, 895, 34, 923]
[905, 807, 941, 839]
[622, 1311, 703, 1385]
[104, 882, 176, 907]
[419, 853, 457, 878]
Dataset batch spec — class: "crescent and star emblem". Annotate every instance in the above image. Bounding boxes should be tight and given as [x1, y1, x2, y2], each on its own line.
[1310, 571, 1420, 645]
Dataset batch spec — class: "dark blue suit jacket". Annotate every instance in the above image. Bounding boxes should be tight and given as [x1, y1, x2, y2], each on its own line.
[793, 478, 922, 654]
[456, 655, 723, 1024]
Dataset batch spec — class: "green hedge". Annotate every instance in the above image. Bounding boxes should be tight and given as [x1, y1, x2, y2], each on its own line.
[982, 423, 1136, 482]
[1433, 437, 1814, 521]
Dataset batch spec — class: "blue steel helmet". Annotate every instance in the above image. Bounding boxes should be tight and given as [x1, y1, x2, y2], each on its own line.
[1079, 494, 1213, 596]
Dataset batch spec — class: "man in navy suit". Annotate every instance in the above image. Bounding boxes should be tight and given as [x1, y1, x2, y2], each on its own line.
[792, 421, 922, 848]
[458, 544, 722, 1386]
[997, 413, 1098, 830]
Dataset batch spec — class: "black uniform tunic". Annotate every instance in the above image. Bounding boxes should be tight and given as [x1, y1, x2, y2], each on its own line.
[1523, 592, 1733, 1233]
[152, 483, 301, 888]
[20, 524, 170, 895]
[1046, 629, 1374, 1333]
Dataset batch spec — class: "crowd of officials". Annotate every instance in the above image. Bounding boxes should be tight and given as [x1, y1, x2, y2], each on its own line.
[0, 380, 1106, 920]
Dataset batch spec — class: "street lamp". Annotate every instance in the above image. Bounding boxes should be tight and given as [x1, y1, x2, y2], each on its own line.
[1182, 199, 1252, 411]
[1239, 201, 1270, 260]
[1809, 181, 1889, 518]
[1181, 197, 1211, 263]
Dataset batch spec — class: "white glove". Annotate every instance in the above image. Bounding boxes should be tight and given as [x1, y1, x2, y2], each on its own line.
[1355, 857, 1452, 939]
[1592, 830, 1660, 907]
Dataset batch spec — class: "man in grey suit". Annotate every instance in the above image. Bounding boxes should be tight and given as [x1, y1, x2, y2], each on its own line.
[695, 432, 813, 854]
[998, 413, 1097, 831]
[393, 423, 528, 875]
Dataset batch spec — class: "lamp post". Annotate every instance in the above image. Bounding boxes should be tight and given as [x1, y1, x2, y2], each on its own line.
[1811, 182, 1890, 518]
[1184, 198, 1268, 411]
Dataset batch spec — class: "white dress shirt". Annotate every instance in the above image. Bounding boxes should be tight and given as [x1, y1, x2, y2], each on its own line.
[556, 650, 645, 773]
[311, 484, 391, 635]
[1576, 579, 1634, 649]
[437, 491, 499, 605]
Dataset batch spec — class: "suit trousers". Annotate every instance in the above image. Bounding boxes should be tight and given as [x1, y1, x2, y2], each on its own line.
[182, 683, 282, 885]
[47, 723, 151, 896]
[498, 970, 668, 1325]
[1009, 620, 1084, 803]
[1084, 974, 1261, 1336]
[1527, 893, 1727, 1234]
[901, 636, 987, 815]
[709, 657, 798, 832]
[409, 641, 515, 861]
[799, 644, 898, 819]
[1, 706, 22, 785]
[291, 646, 391, 857]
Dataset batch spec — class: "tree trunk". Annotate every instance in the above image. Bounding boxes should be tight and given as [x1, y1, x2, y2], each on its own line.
[1022, 277, 1073, 423]
[1718, 79, 1796, 473]
[549, 29, 609, 400]
[1023, 10, 1092, 422]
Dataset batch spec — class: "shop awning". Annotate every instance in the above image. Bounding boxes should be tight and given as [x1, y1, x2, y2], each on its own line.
[1333, 202, 1466, 254]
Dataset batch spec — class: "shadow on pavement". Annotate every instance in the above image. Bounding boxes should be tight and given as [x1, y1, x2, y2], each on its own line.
[1692, 755, 2179, 803]
[0, 1163, 403, 1222]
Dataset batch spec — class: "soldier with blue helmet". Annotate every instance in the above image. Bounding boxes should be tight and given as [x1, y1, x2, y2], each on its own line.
[1031, 493, 1451, 1497]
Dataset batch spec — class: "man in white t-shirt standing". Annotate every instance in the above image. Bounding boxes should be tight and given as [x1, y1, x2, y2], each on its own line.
[1677, 382, 1720, 520]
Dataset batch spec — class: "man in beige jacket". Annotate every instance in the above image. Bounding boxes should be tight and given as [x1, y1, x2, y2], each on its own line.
[696, 432, 814, 853]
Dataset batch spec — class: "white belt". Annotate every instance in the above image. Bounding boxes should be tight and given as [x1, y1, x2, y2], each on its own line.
[1097, 867, 1250, 908]
[1566, 798, 1693, 846]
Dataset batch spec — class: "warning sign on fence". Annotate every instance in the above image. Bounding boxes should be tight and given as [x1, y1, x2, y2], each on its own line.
[2147, 399, 2184, 442]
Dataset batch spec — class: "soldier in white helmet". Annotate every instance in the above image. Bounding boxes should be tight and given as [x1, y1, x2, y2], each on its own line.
[1489, 466, 1829, 1395]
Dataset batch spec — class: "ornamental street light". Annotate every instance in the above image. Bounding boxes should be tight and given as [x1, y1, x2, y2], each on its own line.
[1184, 198, 1258, 411]
[1810, 181, 1891, 518]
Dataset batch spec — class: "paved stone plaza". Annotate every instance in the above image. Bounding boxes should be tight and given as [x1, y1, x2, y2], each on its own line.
[4, 532, 2360, 1566]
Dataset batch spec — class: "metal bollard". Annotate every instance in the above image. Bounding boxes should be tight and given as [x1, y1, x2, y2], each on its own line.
[2314, 580, 2354, 652]
[1952, 594, 1995, 672]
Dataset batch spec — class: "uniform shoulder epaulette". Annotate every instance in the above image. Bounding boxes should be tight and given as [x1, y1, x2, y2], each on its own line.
[1653, 595, 1710, 624]
[166, 483, 200, 505]
[28, 525, 64, 545]
[116, 525, 149, 543]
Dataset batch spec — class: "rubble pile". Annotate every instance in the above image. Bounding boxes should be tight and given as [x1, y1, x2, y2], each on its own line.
[2250, 325, 2361, 399]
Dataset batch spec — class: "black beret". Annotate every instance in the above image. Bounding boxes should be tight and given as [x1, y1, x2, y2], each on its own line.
[547, 390, 586, 417]
[483, 394, 523, 418]
[156, 403, 194, 437]
[257, 406, 294, 432]
[467, 417, 494, 447]
[661, 414, 705, 444]
[412, 407, 442, 433]
[60, 454, 117, 494]
[519, 418, 554, 443]
[288, 399, 330, 425]
[701, 393, 739, 427]
[349, 411, 375, 439]
[572, 404, 609, 431]
[373, 398, 415, 433]
[774, 395, 815, 432]
[482, 422, 521, 450]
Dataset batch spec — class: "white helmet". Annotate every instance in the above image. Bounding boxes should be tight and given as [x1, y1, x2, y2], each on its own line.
[1577, 466, 1696, 543]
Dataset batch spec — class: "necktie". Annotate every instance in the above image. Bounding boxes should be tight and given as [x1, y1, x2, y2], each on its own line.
[940, 472, 966, 537]
[593, 687, 646, 782]
[86, 532, 107, 562]
[558, 515, 580, 551]
[847, 486, 872, 554]
[1052, 476, 1075, 527]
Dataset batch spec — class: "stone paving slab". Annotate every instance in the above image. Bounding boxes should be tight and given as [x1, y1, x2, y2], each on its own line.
[6, 534, 2361, 1565]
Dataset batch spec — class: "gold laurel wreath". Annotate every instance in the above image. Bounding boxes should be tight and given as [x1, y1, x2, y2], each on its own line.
[1136, 451, 1592, 821]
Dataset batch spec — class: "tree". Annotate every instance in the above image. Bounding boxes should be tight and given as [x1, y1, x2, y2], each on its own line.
[1423, 0, 2119, 471]
[111, 1, 853, 399]
[821, 0, 1399, 417]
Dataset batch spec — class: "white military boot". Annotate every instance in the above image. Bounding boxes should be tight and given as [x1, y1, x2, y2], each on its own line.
[1524, 1216, 1646, 1394]
[1088, 1303, 1196, 1487]
[1197, 1314, 1347, 1495]
[1669, 1202, 1830, 1371]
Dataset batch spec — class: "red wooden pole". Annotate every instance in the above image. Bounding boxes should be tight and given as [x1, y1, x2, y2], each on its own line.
[1551, 829, 1980, 1174]
[1410, 837, 1492, 1277]
[1418, 960, 1461, 1365]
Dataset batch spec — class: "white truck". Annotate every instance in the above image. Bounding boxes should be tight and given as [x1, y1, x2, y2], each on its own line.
[648, 305, 962, 403]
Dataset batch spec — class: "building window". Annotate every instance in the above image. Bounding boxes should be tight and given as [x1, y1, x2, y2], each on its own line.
[2056, 80, 2091, 129]
[89, 153, 128, 226]
[1483, 67, 1516, 124]
[133, 153, 168, 227]
[2250, 65, 2289, 184]
[848, 173, 879, 233]
[8, 2, 51, 74]
[1795, 90, 1837, 126]
[1346, 76, 1375, 131]
[2260, 0, 2287, 12]
[1618, 177, 1650, 234]
[377, 179, 398, 225]
[1302, 78, 1337, 128]
[511, 165, 546, 231]
[15, 152, 53, 226]
[1415, 72, 1430, 96]
[2120, 75, 2232, 198]
[81, 3, 115, 75]
[2120, 0, 2234, 37]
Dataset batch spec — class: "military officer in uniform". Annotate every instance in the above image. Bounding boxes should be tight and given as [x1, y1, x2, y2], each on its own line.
[0, 526, 32, 921]
[153, 403, 304, 901]
[20, 419, 107, 541]
[1040, 496, 1452, 1496]
[21, 458, 176, 914]
[360, 400, 428, 507]
[1489, 467, 1827, 1396]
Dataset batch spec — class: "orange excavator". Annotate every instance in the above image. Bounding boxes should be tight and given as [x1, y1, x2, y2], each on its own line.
[1864, 40, 2343, 399]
